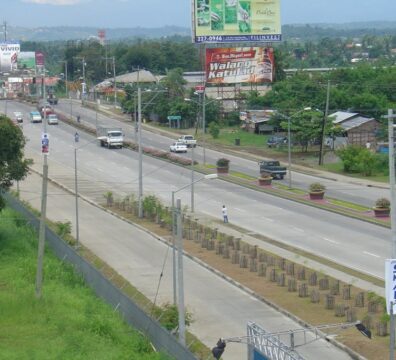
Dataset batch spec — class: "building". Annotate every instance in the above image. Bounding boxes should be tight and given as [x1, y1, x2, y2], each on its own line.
[240, 109, 276, 134]
[329, 111, 379, 147]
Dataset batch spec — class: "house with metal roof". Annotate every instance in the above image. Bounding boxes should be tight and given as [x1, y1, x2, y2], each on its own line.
[329, 111, 379, 147]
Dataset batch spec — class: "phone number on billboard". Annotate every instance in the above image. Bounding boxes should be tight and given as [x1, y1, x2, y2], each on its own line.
[195, 34, 282, 43]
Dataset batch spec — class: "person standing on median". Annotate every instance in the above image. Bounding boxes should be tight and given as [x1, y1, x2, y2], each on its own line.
[222, 205, 228, 223]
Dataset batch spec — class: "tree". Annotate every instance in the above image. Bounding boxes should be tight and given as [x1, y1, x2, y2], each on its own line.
[208, 122, 220, 139]
[0, 116, 30, 210]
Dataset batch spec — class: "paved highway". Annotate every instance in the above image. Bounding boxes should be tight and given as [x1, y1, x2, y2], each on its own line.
[1, 100, 390, 281]
[55, 99, 389, 208]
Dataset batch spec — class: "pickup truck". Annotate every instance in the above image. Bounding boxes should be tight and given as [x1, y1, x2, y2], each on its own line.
[259, 160, 287, 180]
[178, 135, 197, 148]
[97, 126, 124, 148]
[170, 141, 188, 153]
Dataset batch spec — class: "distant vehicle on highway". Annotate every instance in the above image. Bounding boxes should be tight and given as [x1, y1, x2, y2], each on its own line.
[267, 136, 287, 148]
[47, 93, 58, 105]
[259, 160, 287, 180]
[170, 141, 188, 153]
[29, 111, 42, 123]
[97, 126, 124, 148]
[178, 135, 197, 148]
[13, 111, 23, 123]
[47, 113, 59, 125]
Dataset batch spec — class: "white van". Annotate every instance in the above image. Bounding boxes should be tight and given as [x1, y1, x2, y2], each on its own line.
[30, 111, 42, 123]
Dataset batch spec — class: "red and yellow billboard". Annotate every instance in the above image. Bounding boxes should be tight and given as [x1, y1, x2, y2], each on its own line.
[193, 0, 281, 44]
[206, 47, 275, 84]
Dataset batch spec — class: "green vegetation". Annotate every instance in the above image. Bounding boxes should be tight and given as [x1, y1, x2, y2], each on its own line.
[0, 115, 30, 211]
[0, 207, 170, 360]
[327, 199, 370, 212]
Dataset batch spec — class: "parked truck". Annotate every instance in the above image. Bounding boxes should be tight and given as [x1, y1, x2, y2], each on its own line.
[178, 135, 197, 148]
[259, 160, 287, 180]
[97, 127, 124, 148]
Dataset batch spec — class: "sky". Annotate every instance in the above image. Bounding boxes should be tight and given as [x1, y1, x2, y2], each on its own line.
[1, 0, 396, 29]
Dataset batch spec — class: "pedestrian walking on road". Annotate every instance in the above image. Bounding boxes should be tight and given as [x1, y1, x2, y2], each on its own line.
[74, 132, 79, 143]
[77, 115, 81, 123]
[222, 205, 228, 223]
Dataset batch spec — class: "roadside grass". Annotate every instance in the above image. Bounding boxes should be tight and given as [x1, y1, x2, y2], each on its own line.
[0, 207, 170, 360]
[327, 198, 371, 212]
[322, 162, 389, 183]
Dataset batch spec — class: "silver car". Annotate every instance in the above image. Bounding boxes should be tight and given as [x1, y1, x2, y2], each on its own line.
[47, 114, 59, 125]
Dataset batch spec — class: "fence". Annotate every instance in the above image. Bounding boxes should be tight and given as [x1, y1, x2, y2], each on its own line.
[4, 192, 196, 360]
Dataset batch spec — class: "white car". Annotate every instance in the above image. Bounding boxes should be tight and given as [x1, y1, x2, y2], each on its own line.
[170, 142, 188, 153]
[47, 114, 59, 125]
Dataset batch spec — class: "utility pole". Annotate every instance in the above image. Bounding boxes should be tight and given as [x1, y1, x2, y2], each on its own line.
[36, 66, 48, 299]
[191, 146, 195, 212]
[112, 56, 117, 108]
[176, 198, 186, 346]
[74, 148, 80, 248]
[319, 80, 331, 165]
[388, 108, 396, 359]
[3, 21, 7, 42]
[202, 89, 207, 165]
[138, 87, 143, 218]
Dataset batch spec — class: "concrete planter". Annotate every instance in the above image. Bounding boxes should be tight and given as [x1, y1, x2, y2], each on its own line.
[373, 207, 390, 218]
[258, 177, 272, 186]
[217, 167, 229, 174]
[309, 191, 325, 200]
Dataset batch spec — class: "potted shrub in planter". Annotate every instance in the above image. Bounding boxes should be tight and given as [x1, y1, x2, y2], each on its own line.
[373, 198, 390, 218]
[309, 182, 326, 200]
[216, 158, 230, 174]
[258, 173, 273, 186]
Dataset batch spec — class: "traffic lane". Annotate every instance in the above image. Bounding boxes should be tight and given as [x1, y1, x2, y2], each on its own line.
[16, 172, 351, 360]
[23, 119, 389, 281]
[194, 179, 388, 279]
[55, 100, 388, 208]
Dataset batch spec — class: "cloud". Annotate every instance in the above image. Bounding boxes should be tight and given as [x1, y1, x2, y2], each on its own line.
[22, 0, 83, 5]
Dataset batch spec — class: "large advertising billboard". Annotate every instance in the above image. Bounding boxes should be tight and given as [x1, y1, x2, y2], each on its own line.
[193, 0, 281, 43]
[0, 42, 20, 72]
[18, 52, 36, 69]
[206, 47, 274, 84]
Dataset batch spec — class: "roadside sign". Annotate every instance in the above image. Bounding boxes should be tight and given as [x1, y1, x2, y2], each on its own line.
[195, 85, 205, 93]
[41, 133, 49, 154]
[385, 259, 396, 314]
[167, 116, 181, 121]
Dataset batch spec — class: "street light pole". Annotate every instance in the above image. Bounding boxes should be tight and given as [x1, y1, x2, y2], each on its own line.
[176, 198, 186, 345]
[138, 87, 143, 218]
[74, 148, 80, 248]
[202, 90, 207, 165]
[191, 146, 195, 212]
[112, 56, 117, 108]
[287, 116, 292, 189]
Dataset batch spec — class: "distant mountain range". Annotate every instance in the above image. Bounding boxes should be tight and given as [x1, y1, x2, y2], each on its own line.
[3, 22, 396, 42]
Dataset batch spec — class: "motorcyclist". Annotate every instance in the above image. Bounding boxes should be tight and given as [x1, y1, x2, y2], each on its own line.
[77, 115, 81, 123]
[74, 132, 79, 142]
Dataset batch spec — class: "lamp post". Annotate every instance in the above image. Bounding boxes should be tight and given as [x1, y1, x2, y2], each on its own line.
[171, 173, 218, 344]
[184, 96, 221, 165]
[74, 136, 97, 248]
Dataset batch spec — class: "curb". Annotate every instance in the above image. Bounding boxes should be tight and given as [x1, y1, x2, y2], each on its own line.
[29, 166, 366, 360]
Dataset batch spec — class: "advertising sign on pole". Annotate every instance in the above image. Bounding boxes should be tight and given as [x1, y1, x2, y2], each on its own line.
[192, 0, 281, 44]
[41, 133, 49, 154]
[0, 42, 21, 72]
[35, 51, 45, 67]
[385, 259, 396, 314]
[206, 47, 274, 84]
[195, 84, 205, 93]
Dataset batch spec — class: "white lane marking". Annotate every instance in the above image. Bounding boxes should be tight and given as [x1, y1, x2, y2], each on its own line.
[363, 251, 380, 258]
[322, 237, 340, 245]
[292, 226, 304, 233]
[234, 207, 246, 213]
[262, 217, 274, 222]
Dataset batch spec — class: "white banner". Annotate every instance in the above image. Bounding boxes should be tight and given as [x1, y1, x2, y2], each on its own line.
[385, 259, 396, 314]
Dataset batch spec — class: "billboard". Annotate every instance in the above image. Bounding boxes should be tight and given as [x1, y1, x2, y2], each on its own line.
[206, 47, 274, 84]
[0, 42, 20, 72]
[18, 52, 36, 69]
[35, 51, 45, 66]
[193, 0, 281, 43]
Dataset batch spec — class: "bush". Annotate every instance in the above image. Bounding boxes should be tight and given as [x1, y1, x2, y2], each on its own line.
[309, 182, 326, 192]
[375, 198, 390, 209]
[208, 122, 220, 139]
[216, 158, 230, 168]
[336, 145, 362, 173]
